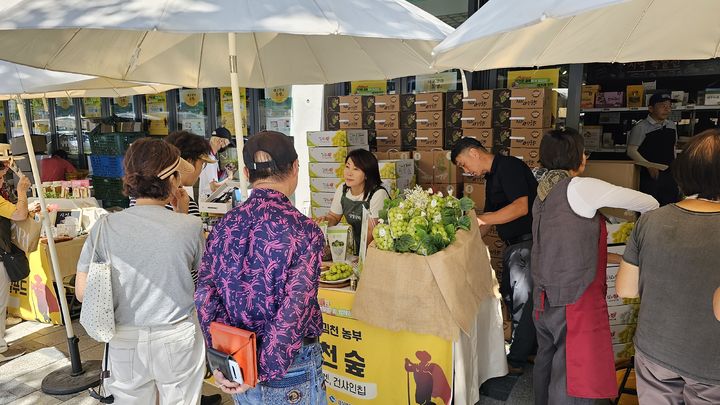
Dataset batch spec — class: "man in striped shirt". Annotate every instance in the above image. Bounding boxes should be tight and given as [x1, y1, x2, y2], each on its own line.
[130, 130, 215, 217]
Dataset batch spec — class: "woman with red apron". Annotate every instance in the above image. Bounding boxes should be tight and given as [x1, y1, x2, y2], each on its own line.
[531, 129, 659, 405]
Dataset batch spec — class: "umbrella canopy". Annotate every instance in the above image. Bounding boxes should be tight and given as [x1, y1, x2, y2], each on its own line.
[0, 60, 176, 100]
[0, 0, 453, 88]
[432, 0, 720, 71]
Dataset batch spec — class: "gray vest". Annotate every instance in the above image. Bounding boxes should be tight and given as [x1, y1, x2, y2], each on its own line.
[531, 177, 599, 307]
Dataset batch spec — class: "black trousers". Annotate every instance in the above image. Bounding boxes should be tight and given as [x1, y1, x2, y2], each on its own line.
[500, 240, 537, 367]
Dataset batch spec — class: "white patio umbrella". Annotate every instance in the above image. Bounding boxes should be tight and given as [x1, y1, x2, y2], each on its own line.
[431, 0, 720, 71]
[0, 0, 453, 196]
[0, 60, 176, 394]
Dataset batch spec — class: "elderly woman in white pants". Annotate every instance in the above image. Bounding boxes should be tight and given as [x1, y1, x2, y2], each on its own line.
[76, 138, 206, 404]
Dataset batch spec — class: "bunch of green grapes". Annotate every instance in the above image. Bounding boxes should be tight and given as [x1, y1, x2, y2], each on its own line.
[372, 223, 394, 251]
[444, 196, 460, 210]
[427, 196, 443, 223]
[408, 216, 429, 234]
[379, 164, 397, 179]
[612, 222, 635, 243]
[332, 130, 348, 146]
[388, 206, 405, 225]
[431, 223, 450, 244]
[322, 262, 354, 281]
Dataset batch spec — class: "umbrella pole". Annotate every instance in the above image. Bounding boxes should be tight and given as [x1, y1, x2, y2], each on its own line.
[228, 32, 248, 199]
[14, 97, 101, 394]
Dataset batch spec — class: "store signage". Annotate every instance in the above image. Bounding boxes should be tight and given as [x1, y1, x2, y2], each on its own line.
[351, 81, 387, 95]
[415, 71, 459, 93]
[219, 87, 248, 136]
[319, 289, 452, 405]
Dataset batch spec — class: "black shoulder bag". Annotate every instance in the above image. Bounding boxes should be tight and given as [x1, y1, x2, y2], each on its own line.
[0, 217, 30, 282]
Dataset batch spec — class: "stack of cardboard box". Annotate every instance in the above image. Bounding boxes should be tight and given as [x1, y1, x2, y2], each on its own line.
[606, 227, 641, 362]
[307, 130, 369, 219]
[327, 96, 377, 149]
[502, 88, 554, 169]
[413, 150, 462, 197]
[444, 89, 512, 152]
[378, 159, 415, 195]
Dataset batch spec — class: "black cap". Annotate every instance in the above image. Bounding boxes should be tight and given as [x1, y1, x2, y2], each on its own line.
[213, 126, 235, 147]
[648, 93, 674, 107]
[243, 131, 298, 172]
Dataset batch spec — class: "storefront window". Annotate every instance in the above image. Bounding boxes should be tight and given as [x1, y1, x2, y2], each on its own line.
[55, 98, 86, 167]
[144, 93, 169, 135]
[111, 96, 135, 119]
[261, 86, 292, 136]
[81, 98, 103, 154]
[216, 87, 249, 136]
[176, 89, 208, 135]
[30, 98, 50, 138]
[7, 100, 22, 137]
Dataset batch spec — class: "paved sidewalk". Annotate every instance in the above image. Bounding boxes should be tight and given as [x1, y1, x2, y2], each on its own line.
[0, 320, 232, 405]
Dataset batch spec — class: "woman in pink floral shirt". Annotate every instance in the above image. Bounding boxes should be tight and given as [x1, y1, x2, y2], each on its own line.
[195, 131, 326, 404]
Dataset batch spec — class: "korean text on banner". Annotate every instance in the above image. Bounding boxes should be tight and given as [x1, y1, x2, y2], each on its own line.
[220, 87, 247, 136]
[318, 289, 453, 405]
[145, 93, 169, 135]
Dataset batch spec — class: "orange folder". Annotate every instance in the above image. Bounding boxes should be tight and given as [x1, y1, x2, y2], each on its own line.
[209, 322, 259, 387]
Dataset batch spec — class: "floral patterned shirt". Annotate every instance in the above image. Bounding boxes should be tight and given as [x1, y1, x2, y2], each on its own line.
[195, 188, 324, 382]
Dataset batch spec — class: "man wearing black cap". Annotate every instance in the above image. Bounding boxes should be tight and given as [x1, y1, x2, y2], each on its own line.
[627, 93, 680, 205]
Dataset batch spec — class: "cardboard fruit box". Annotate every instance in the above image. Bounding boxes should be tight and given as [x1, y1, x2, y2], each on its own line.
[378, 159, 414, 179]
[509, 128, 548, 148]
[310, 177, 343, 193]
[414, 92, 444, 111]
[433, 150, 461, 184]
[375, 129, 402, 149]
[338, 95, 375, 112]
[415, 129, 444, 150]
[510, 88, 553, 109]
[309, 163, 345, 178]
[507, 147, 541, 168]
[374, 112, 400, 130]
[374, 94, 400, 112]
[311, 192, 335, 208]
[413, 150, 435, 184]
[509, 108, 553, 129]
[416, 111, 444, 130]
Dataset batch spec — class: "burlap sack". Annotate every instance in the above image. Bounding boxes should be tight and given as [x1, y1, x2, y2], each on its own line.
[353, 211, 499, 341]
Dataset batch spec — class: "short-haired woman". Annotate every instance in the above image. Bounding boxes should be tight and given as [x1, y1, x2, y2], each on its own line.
[318, 149, 389, 254]
[532, 128, 658, 405]
[75, 138, 206, 404]
[617, 129, 720, 404]
[196, 131, 327, 404]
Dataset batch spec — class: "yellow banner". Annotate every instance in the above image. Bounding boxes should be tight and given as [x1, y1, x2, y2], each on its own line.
[145, 93, 169, 135]
[8, 245, 65, 324]
[219, 87, 248, 136]
[319, 289, 453, 405]
[83, 98, 102, 118]
[351, 81, 387, 95]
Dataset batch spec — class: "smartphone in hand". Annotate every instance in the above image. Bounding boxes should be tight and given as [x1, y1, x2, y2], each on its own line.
[207, 347, 244, 384]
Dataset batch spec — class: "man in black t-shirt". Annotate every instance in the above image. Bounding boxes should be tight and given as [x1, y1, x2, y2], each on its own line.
[452, 138, 538, 375]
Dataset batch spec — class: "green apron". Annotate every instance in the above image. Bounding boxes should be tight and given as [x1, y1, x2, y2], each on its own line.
[340, 185, 385, 255]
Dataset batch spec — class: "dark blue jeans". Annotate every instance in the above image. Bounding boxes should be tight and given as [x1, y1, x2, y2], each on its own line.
[233, 343, 327, 405]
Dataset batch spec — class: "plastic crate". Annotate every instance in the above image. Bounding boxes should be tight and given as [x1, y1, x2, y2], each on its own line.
[91, 176, 125, 201]
[90, 155, 124, 178]
[89, 132, 145, 155]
